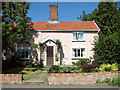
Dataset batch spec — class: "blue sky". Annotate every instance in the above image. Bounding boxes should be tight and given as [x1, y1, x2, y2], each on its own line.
[27, 2, 100, 22]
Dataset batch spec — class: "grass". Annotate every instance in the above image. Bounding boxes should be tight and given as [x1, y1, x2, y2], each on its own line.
[2, 67, 43, 80]
[96, 75, 120, 87]
[22, 69, 42, 80]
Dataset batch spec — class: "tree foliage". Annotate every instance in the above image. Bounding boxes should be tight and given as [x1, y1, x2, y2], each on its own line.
[56, 39, 62, 52]
[78, 1, 120, 64]
[77, 11, 91, 21]
[2, 2, 31, 59]
[32, 42, 47, 53]
[93, 32, 119, 64]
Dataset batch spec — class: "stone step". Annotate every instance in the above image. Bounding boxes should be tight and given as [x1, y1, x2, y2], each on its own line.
[23, 81, 48, 85]
[23, 80, 45, 83]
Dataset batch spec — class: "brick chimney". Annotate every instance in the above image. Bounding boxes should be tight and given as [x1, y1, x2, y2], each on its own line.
[49, 5, 58, 21]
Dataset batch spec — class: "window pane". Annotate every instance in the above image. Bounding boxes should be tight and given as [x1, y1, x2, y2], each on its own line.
[72, 49, 75, 57]
[80, 32, 83, 40]
[75, 49, 77, 57]
[26, 51, 28, 58]
[73, 32, 76, 40]
[77, 33, 80, 40]
[78, 49, 80, 57]
[81, 53, 83, 57]
[81, 48, 85, 57]
[73, 49, 77, 57]
[21, 51, 25, 58]
[17, 50, 21, 57]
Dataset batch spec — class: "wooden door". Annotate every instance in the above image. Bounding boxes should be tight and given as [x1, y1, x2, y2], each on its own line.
[47, 46, 53, 66]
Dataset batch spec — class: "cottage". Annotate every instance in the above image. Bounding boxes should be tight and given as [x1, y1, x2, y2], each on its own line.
[16, 5, 100, 66]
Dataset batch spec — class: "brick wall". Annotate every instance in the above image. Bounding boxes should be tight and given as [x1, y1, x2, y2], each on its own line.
[0, 74, 22, 84]
[48, 71, 119, 85]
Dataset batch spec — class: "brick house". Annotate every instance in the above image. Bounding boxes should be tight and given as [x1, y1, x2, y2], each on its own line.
[16, 5, 100, 66]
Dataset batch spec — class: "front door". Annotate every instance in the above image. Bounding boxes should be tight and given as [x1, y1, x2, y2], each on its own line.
[47, 46, 53, 66]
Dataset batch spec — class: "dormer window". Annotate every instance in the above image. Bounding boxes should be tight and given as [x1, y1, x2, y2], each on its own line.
[73, 32, 84, 41]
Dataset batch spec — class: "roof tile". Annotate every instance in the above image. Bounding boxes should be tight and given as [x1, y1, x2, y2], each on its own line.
[30, 21, 99, 31]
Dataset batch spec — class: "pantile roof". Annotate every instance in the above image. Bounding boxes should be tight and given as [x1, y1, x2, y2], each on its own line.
[30, 21, 100, 31]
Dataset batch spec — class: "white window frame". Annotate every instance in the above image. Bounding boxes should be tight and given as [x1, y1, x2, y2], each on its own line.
[72, 32, 84, 41]
[71, 46, 86, 59]
[16, 47, 30, 60]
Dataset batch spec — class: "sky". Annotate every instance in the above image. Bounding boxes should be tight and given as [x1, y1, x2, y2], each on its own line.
[27, 2, 100, 22]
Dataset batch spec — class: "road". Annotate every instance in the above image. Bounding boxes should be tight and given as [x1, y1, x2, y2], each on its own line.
[2, 83, 118, 88]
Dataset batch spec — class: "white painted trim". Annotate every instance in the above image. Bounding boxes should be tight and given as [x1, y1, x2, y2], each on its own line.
[16, 47, 30, 50]
[40, 36, 56, 43]
[72, 40, 85, 42]
[53, 46, 55, 65]
[44, 48, 46, 66]
[72, 32, 84, 41]
[93, 20, 100, 32]
[48, 21, 59, 24]
[71, 46, 86, 59]
[72, 57, 87, 59]
[71, 46, 86, 48]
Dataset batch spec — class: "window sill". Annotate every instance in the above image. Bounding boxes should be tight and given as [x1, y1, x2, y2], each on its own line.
[72, 57, 86, 60]
[72, 40, 85, 42]
[21, 58, 29, 60]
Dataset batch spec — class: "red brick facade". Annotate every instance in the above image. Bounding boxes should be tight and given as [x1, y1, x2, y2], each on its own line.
[0, 74, 22, 84]
[50, 5, 58, 21]
[48, 71, 119, 85]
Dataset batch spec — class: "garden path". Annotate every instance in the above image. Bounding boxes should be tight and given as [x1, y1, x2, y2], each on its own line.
[23, 67, 49, 84]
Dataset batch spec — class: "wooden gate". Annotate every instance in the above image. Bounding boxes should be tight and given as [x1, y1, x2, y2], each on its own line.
[47, 46, 53, 66]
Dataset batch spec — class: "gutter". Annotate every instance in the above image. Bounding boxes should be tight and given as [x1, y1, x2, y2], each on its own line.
[34, 30, 99, 32]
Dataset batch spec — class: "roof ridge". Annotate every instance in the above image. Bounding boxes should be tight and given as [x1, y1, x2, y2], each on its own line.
[31, 21, 93, 23]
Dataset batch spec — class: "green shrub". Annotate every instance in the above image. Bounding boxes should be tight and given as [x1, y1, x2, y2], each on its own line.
[111, 78, 120, 86]
[95, 63, 118, 72]
[81, 63, 99, 72]
[75, 68, 83, 73]
[72, 58, 90, 67]
[48, 65, 80, 73]
[2, 55, 22, 70]
[48, 65, 60, 73]
[97, 77, 120, 87]
[96, 79, 102, 84]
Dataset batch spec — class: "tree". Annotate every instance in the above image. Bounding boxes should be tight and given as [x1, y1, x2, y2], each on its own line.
[77, 11, 91, 21]
[93, 32, 119, 64]
[2, 2, 31, 60]
[78, 1, 120, 64]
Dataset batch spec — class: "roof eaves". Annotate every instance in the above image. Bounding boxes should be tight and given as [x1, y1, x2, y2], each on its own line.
[35, 30, 99, 32]
[93, 20, 100, 32]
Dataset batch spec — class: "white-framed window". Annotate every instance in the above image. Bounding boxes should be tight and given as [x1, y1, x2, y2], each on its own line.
[16, 47, 30, 60]
[73, 32, 84, 41]
[72, 48, 85, 58]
